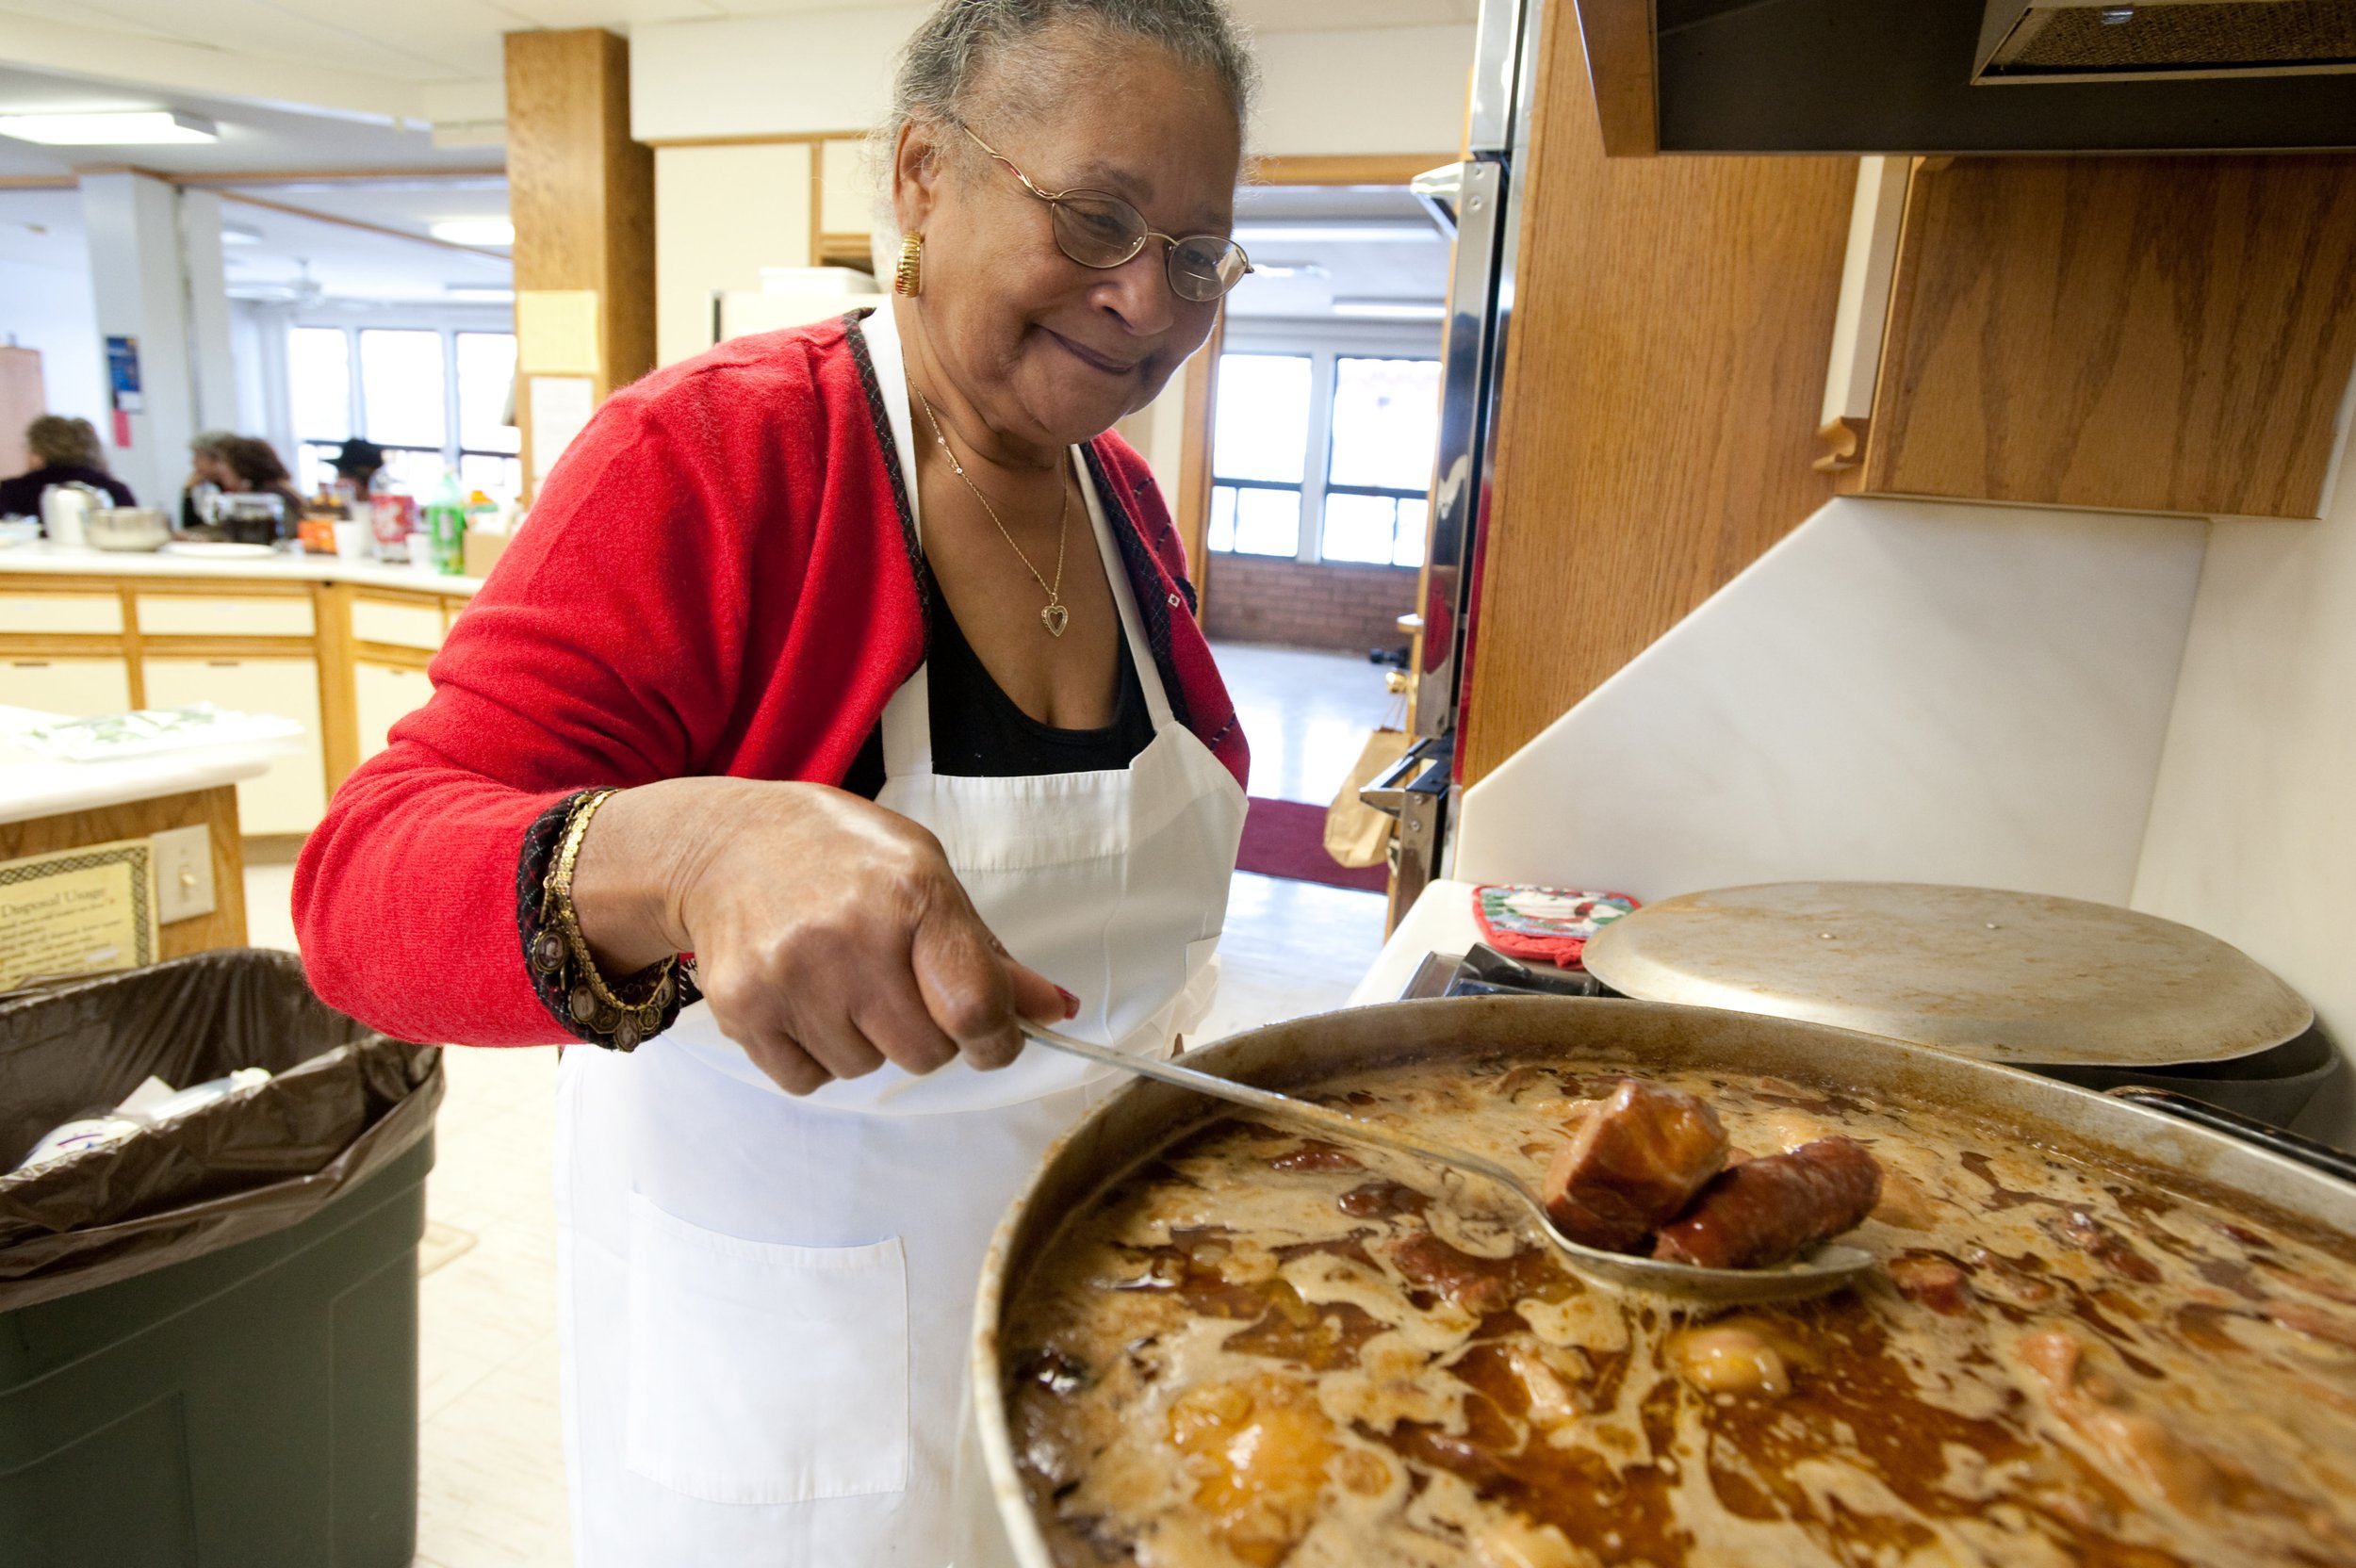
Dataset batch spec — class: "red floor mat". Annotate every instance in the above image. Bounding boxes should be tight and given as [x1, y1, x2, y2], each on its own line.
[1235, 796, 1388, 893]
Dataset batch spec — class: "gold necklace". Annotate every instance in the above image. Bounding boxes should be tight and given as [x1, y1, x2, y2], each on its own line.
[911, 383, 1072, 638]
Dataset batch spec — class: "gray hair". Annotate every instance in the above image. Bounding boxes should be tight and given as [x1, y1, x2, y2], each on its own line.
[886, 0, 1257, 149]
[188, 429, 237, 459]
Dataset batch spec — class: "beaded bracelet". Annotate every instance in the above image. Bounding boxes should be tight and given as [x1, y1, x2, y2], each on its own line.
[518, 788, 695, 1052]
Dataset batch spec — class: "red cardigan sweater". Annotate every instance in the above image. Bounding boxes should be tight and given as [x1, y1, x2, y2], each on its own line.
[294, 312, 1247, 1047]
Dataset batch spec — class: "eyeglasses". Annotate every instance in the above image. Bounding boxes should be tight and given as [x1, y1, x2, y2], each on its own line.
[957, 121, 1252, 303]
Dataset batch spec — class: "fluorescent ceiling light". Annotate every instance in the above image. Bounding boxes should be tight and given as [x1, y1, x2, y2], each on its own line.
[430, 218, 514, 246]
[0, 109, 218, 145]
[221, 222, 264, 245]
[445, 286, 515, 302]
[1233, 222, 1441, 245]
[1251, 262, 1332, 279]
[1333, 298, 1447, 320]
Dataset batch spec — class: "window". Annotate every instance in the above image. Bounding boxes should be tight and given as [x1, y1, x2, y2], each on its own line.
[1205, 345, 1439, 568]
[1207, 353, 1311, 558]
[1321, 357, 1441, 567]
[291, 325, 521, 500]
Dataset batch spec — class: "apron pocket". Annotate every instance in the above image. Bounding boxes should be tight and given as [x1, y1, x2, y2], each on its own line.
[623, 1192, 910, 1505]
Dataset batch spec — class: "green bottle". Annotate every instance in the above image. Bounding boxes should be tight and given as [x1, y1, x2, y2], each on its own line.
[424, 470, 467, 576]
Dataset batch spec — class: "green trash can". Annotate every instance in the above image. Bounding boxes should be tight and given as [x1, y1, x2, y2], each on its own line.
[0, 951, 443, 1568]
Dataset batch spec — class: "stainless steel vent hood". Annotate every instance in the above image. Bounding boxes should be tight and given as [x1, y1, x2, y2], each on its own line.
[1630, 0, 2356, 154]
[1976, 0, 2356, 83]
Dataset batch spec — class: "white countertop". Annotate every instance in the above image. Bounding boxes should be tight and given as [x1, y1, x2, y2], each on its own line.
[0, 705, 280, 825]
[0, 539, 485, 596]
[1349, 877, 1483, 1007]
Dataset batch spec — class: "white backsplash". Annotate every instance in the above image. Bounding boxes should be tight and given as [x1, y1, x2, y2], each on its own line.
[2133, 497, 2356, 1142]
[1453, 497, 2208, 906]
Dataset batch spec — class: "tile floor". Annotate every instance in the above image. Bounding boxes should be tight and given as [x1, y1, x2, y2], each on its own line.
[240, 639, 1391, 1567]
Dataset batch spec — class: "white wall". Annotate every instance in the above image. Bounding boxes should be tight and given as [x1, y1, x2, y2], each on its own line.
[2133, 422, 2356, 1143]
[654, 143, 816, 368]
[631, 9, 1475, 155]
[1454, 498, 2209, 906]
[0, 256, 106, 436]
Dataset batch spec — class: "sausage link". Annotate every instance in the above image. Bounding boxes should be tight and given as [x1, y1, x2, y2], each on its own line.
[1653, 1136, 1883, 1269]
[1542, 1079, 1729, 1252]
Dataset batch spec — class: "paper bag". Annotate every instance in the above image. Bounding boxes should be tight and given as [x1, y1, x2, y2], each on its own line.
[1324, 727, 1413, 869]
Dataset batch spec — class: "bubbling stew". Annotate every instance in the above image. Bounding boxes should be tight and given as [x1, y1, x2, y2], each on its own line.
[1002, 1056, 2356, 1567]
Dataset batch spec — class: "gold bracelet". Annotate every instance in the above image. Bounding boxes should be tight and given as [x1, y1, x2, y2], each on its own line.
[540, 788, 675, 1051]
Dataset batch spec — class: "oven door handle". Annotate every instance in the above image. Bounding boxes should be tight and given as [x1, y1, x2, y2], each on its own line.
[1359, 745, 1448, 818]
[2104, 1086, 2356, 1187]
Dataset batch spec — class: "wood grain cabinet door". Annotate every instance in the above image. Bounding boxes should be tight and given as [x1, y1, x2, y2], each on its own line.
[1850, 155, 2356, 519]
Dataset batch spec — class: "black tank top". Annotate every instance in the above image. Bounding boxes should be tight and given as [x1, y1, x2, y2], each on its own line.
[839, 586, 1153, 800]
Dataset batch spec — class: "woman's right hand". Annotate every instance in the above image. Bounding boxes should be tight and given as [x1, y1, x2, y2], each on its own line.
[565, 776, 1073, 1095]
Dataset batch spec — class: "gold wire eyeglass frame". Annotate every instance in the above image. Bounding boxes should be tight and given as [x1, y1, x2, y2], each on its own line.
[955, 119, 1252, 302]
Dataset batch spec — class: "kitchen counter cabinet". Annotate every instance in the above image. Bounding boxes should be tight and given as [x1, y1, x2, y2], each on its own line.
[0, 550, 480, 839]
[1820, 154, 2356, 520]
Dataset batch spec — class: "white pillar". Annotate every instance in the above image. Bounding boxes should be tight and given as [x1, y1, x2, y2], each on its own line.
[177, 188, 238, 434]
[80, 172, 202, 509]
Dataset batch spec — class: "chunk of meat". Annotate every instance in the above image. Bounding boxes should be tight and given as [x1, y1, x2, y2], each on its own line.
[1670, 1322, 1792, 1396]
[1890, 1253, 1974, 1315]
[2016, 1330, 2224, 1516]
[1388, 1231, 1514, 1316]
[1653, 1136, 1883, 1270]
[1540, 1079, 1729, 1252]
[2046, 1209, 2162, 1283]
[1168, 1374, 1341, 1567]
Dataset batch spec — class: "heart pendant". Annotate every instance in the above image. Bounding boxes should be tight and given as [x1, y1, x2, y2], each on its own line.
[1040, 602, 1070, 637]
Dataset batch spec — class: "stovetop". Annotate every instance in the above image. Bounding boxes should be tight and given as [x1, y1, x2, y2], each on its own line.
[1400, 943, 1614, 1001]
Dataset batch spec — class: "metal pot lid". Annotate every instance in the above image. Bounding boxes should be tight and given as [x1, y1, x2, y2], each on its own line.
[1579, 881, 2314, 1067]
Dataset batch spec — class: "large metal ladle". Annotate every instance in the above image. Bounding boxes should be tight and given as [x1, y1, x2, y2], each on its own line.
[1028, 1026, 1875, 1305]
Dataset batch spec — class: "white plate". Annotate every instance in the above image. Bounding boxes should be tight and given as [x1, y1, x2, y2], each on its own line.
[161, 541, 278, 560]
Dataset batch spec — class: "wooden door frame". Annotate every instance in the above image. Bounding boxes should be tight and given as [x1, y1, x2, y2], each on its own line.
[1174, 152, 1455, 622]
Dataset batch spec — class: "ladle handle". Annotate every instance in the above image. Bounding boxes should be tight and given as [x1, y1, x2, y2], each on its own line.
[1025, 1027, 1539, 1200]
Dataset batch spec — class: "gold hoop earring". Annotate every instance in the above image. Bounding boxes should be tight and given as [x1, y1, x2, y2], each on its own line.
[894, 232, 924, 297]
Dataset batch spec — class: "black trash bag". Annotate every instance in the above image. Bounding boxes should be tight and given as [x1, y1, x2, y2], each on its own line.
[0, 948, 442, 1311]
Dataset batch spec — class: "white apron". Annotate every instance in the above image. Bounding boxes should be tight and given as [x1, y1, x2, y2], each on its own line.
[553, 307, 1247, 1566]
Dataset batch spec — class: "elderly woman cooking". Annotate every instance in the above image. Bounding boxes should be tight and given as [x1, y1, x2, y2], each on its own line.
[295, 0, 1253, 1560]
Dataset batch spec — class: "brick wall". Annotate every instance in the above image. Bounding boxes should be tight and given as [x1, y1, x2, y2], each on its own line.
[1201, 553, 1418, 655]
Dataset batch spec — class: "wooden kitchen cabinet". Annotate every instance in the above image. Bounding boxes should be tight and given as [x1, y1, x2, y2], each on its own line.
[141, 655, 327, 835]
[353, 659, 435, 761]
[1819, 154, 2356, 519]
[3, 655, 134, 716]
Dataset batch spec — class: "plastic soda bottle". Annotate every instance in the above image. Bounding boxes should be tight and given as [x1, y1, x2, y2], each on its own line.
[424, 470, 468, 576]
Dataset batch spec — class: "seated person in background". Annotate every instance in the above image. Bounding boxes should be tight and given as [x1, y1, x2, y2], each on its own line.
[179, 429, 237, 532]
[0, 415, 136, 520]
[219, 435, 309, 530]
[331, 437, 385, 507]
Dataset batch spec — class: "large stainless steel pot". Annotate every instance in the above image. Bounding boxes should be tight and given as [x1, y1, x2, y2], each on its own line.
[957, 995, 2356, 1567]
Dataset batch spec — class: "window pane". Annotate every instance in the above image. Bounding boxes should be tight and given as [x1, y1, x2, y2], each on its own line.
[298, 441, 342, 498]
[1228, 485, 1301, 557]
[1392, 495, 1430, 568]
[1321, 492, 1401, 564]
[288, 328, 350, 444]
[1207, 484, 1237, 552]
[1212, 354, 1311, 484]
[456, 333, 520, 455]
[459, 451, 522, 498]
[1329, 357, 1441, 492]
[360, 329, 447, 449]
[381, 447, 447, 497]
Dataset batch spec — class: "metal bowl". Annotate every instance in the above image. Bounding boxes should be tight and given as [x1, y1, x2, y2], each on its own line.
[957, 995, 2356, 1567]
[85, 507, 172, 552]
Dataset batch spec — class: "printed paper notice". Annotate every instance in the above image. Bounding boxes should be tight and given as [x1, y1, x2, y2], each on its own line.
[515, 289, 601, 375]
[530, 376, 597, 481]
[0, 839, 157, 991]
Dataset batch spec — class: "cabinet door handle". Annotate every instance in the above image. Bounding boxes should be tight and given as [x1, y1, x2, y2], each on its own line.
[206, 660, 239, 668]
[11, 661, 49, 668]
